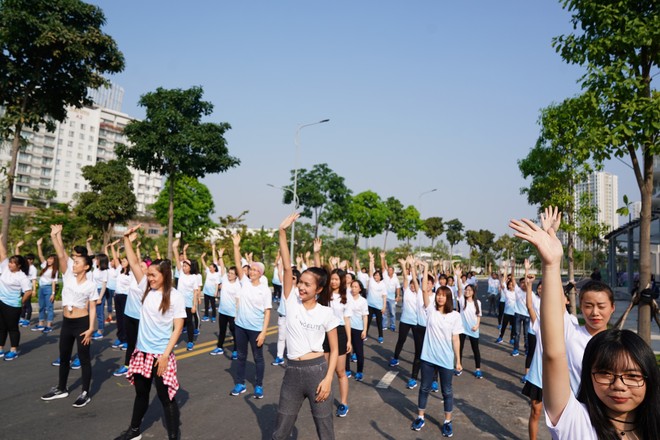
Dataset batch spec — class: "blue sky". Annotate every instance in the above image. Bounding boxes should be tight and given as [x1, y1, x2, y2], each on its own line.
[91, 0, 639, 253]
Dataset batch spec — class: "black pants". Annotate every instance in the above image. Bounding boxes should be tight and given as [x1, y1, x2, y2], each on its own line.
[366, 306, 383, 339]
[185, 308, 196, 343]
[130, 364, 180, 438]
[393, 321, 416, 360]
[497, 301, 505, 326]
[412, 325, 427, 380]
[59, 316, 92, 392]
[124, 316, 139, 367]
[459, 333, 481, 369]
[203, 295, 216, 318]
[0, 300, 21, 348]
[525, 333, 537, 369]
[217, 313, 236, 351]
[114, 294, 127, 343]
[21, 298, 33, 320]
[498, 313, 517, 340]
[273, 284, 282, 302]
[346, 328, 365, 373]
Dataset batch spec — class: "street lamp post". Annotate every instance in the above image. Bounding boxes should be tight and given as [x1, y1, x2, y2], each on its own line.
[292, 119, 329, 258]
[417, 188, 438, 256]
[267, 183, 300, 258]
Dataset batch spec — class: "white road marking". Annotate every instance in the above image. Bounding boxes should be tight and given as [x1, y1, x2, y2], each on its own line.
[376, 371, 399, 389]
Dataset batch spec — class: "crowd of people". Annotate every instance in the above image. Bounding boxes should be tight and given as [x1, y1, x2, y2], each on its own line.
[0, 206, 658, 439]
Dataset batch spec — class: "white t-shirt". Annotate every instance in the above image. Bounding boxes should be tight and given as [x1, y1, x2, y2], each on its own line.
[366, 277, 387, 309]
[0, 259, 32, 307]
[415, 290, 435, 327]
[564, 311, 591, 395]
[39, 261, 59, 286]
[420, 307, 463, 369]
[514, 286, 530, 316]
[92, 267, 108, 290]
[502, 288, 517, 315]
[61, 267, 99, 310]
[382, 271, 401, 301]
[400, 287, 418, 325]
[329, 292, 352, 326]
[348, 295, 369, 331]
[218, 275, 240, 317]
[526, 318, 543, 388]
[356, 272, 369, 290]
[545, 392, 597, 440]
[115, 271, 132, 294]
[28, 265, 37, 282]
[203, 269, 221, 297]
[124, 276, 146, 320]
[458, 297, 482, 338]
[177, 272, 201, 308]
[136, 287, 187, 354]
[284, 291, 338, 359]
[235, 276, 272, 331]
[487, 278, 500, 295]
[527, 294, 541, 335]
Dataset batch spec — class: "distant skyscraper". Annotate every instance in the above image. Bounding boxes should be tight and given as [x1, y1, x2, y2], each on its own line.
[88, 83, 124, 112]
[574, 171, 619, 249]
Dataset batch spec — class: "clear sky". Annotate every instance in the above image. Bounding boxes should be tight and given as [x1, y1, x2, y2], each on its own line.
[90, 0, 638, 253]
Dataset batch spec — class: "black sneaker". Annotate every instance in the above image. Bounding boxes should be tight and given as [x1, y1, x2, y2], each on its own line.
[41, 387, 69, 401]
[114, 427, 142, 440]
[72, 391, 91, 408]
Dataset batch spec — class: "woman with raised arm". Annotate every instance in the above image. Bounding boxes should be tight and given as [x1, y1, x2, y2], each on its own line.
[272, 213, 338, 440]
[108, 240, 126, 349]
[390, 256, 420, 372]
[409, 258, 435, 390]
[230, 233, 272, 399]
[114, 225, 186, 440]
[365, 252, 387, 343]
[41, 225, 97, 407]
[454, 266, 482, 379]
[173, 240, 201, 351]
[200, 249, 221, 323]
[33, 237, 59, 334]
[346, 278, 368, 381]
[210, 247, 240, 359]
[91, 249, 109, 341]
[495, 261, 517, 346]
[410, 261, 462, 437]
[510, 207, 660, 440]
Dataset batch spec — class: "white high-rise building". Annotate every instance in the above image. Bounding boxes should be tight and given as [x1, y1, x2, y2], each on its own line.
[573, 171, 619, 249]
[0, 89, 162, 215]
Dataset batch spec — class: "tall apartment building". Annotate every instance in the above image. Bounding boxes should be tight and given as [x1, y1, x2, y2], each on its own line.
[572, 171, 619, 250]
[0, 86, 162, 215]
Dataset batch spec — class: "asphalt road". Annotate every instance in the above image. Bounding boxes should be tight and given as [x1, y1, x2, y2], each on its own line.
[3, 280, 612, 440]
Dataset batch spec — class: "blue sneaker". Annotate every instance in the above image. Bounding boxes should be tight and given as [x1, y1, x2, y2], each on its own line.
[51, 357, 60, 366]
[201, 316, 210, 322]
[210, 347, 224, 356]
[389, 325, 396, 332]
[231, 351, 238, 360]
[31, 325, 45, 332]
[71, 357, 81, 369]
[336, 404, 349, 417]
[495, 337, 503, 343]
[19, 319, 29, 327]
[497, 324, 502, 330]
[271, 357, 284, 366]
[355, 372, 363, 382]
[111, 339, 122, 348]
[193, 329, 200, 336]
[91, 331, 103, 340]
[511, 349, 520, 357]
[120, 342, 128, 351]
[411, 417, 425, 431]
[431, 381, 439, 393]
[230, 383, 246, 396]
[509, 338, 515, 345]
[346, 370, 352, 378]
[4, 351, 18, 361]
[377, 336, 384, 344]
[351, 353, 357, 363]
[442, 421, 453, 437]
[113, 365, 129, 376]
[253, 385, 264, 399]
[389, 358, 399, 367]
[186, 342, 194, 351]
[521, 375, 527, 383]
[0, 350, 4, 359]
[407, 378, 418, 389]
[42, 326, 53, 334]
[475, 370, 483, 379]
[182, 328, 187, 334]
[454, 369, 463, 376]
[211, 317, 216, 323]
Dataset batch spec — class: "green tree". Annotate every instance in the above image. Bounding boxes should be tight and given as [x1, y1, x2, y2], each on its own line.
[339, 191, 388, 260]
[152, 176, 216, 244]
[117, 86, 239, 258]
[445, 219, 464, 260]
[395, 205, 424, 245]
[554, 0, 660, 343]
[283, 163, 352, 238]
[382, 196, 404, 250]
[74, 159, 137, 247]
[518, 96, 595, 313]
[465, 229, 496, 272]
[424, 217, 445, 253]
[0, 0, 124, 247]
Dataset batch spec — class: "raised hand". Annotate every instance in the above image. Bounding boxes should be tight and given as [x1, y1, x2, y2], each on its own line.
[37, 237, 43, 246]
[50, 224, 63, 236]
[279, 212, 300, 230]
[454, 265, 462, 279]
[86, 235, 93, 242]
[509, 218, 563, 266]
[313, 237, 322, 253]
[540, 206, 561, 233]
[231, 234, 241, 246]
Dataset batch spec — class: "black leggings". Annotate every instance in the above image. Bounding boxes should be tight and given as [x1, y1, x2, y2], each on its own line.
[525, 333, 537, 369]
[130, 364, 180, 438]
[59, 316, 92, 392]
[0, 300, 21, 348]
[204, 295, 217, 318]
[393, 321, 416, 360]
[217, 313, 236, 350]
[185, 308, 196, 343]
[497, 301, 505, 326]
[459, 333, 481, 369]
[114, 294, 127, 343]
[498, 313, 516, 339]
[412, 325, 427, 380]
[21, 298, 33, 321]
[346, 328, 365, 373]
[124, 316, 139, 367]
[366, 306, 383, 339]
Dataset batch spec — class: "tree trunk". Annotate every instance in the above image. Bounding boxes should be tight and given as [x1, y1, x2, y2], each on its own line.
[637, 152, 653, 344]
[102, 222, 114, 249]
[352, 235, 359, 264]
[1, 124, 23, 249]
[567, 212, 576, 316]
[167, 174, 175, 259]
[383, 230, 389, 251]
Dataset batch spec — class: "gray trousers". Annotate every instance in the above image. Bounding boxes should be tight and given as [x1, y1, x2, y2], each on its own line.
[272, 356, 335, 440]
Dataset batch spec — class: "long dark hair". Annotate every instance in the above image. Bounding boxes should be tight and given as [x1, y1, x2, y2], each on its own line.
[306, 266, 330, 306]
[9, 255, 29, 275]
[351, 279, 367, 299]
[330, 268, 347, 304]
[142, 259, 174, 315]
[96, 253, 109, 271]
[578, 329, 660, 440]
[464, 284, 480, 315]
[40, 254, 59, 279]
[435, 286, 454, 313]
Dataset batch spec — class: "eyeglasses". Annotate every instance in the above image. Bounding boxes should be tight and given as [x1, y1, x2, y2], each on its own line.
[592, 372, 647, 387]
